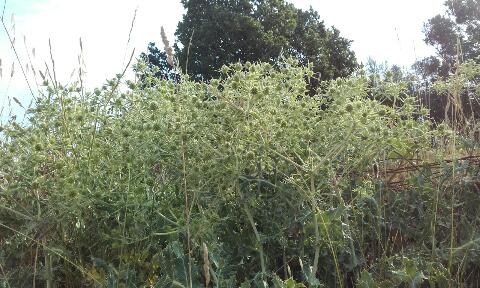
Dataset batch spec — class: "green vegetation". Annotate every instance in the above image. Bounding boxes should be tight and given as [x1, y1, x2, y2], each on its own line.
[2, 0, 480, 287]
[1, 58, 480, 287]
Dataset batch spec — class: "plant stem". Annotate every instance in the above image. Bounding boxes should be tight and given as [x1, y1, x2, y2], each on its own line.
[181, 137, 193, 288]
[243, 202, 266, 277]
[44, 243, 53, 288]
[311, 174, 320, 276]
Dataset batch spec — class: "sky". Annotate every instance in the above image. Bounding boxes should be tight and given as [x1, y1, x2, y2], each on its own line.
[0, 0, 446, 122]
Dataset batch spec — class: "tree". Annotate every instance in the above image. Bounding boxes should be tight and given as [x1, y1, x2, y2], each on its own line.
[289, 8, 357, 80]
[415, 0, 480, 81]
[144, 0, 357, 82]
[174, 0, 266, 80]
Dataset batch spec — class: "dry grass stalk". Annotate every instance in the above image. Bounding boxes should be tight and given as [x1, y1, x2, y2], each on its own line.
[0, 10, 36, 99]
[161, 26, 174, 67]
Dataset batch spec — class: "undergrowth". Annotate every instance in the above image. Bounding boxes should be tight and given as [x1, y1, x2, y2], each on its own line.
[0, 59, 479, 287]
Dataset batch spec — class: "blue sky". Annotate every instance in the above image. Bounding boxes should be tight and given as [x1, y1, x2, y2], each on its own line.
[1, 0, 446, 123]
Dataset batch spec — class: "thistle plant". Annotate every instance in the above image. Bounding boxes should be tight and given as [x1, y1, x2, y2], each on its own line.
[0, 59, 479, 287]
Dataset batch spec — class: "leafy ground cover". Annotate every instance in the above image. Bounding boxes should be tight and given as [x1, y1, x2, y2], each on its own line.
[0, 59, 479, 287]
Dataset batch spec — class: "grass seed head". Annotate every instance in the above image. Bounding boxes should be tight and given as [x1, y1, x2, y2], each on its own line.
[161, 26, 174, 67]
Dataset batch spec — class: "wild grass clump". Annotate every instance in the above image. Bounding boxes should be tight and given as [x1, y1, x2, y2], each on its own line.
[0, 59, 479, 287]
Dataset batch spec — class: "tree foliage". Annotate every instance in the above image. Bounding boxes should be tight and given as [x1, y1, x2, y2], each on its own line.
[158, 0, 358, 81]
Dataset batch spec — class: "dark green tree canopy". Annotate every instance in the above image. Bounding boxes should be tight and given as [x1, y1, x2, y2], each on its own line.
[415, 0, 480, 81]
[169, 0, 357, 81]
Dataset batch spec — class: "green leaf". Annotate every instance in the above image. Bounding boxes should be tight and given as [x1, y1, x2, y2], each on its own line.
[358, 271, 375, 288]
[272, 275, 285, 288]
